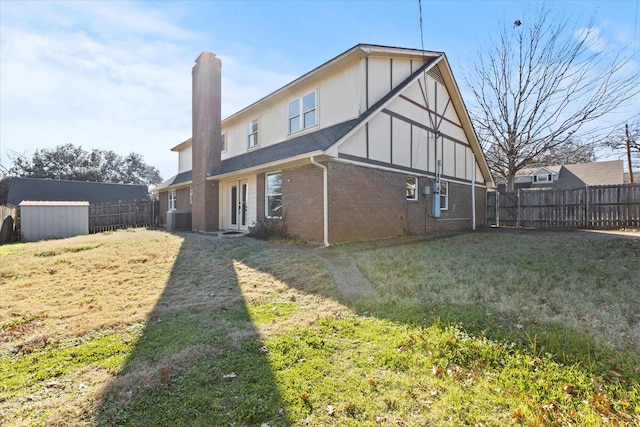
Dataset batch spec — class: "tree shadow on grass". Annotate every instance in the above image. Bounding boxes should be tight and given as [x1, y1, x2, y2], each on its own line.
[95, 234, 291, 426]
[94, 231, 640, 425]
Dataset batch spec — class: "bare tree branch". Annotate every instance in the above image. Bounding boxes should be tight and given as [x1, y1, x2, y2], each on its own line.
[465, 6, 640, 190]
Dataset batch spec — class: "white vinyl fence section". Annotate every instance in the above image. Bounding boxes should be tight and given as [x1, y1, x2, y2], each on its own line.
[19, 201, 89, 242]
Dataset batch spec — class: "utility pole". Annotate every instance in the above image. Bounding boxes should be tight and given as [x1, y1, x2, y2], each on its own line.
[626, 124, 634, 184]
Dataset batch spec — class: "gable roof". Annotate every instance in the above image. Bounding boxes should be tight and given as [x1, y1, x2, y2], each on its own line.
[7, 177, 150, 207]
[222, 44, 443, 127]
[560, 160, 624, 187]
[505, 161, 624, 188]
[154, 44, 494, 190]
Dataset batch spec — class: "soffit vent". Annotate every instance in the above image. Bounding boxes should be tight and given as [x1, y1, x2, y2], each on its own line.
[427, 66, 445, 85]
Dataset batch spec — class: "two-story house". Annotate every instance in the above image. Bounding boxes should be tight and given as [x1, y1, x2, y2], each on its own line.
[152, 44, 494, 244]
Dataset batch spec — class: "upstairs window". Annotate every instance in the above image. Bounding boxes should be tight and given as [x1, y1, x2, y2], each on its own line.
[221, 133, 226, 152]
[288, 91, 316, 133]
[406, 177, 418, 201]
[266, 172, 283, 218]
[248, 119, 258, 148]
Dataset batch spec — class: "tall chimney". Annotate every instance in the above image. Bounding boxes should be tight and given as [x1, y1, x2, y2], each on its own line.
[191, 51, 222, 232]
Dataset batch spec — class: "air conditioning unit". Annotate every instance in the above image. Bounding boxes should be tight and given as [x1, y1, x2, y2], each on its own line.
[166, 209, 192, 231]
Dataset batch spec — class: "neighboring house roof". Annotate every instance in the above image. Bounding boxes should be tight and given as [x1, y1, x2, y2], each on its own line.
[525, 166, 561, 176]
[560, 161, 624, 187]
[499, 160, 624, 189]
[7, 177, 150, 207]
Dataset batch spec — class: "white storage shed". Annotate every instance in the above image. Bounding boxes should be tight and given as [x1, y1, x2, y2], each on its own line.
[19, 201, 90, 242]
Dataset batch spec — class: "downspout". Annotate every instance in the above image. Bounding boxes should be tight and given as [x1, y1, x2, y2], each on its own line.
[310, 156, 330, 247]
[471, 153, 476, 230]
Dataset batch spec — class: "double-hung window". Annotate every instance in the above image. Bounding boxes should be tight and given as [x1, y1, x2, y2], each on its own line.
[406, 177, 418, 201]
[168, 190, 176, 210]
[288, 91, 316, 133]
[248, 119, 258, 148]
[440, 181, 449, 210]
[266, 172, 283, 218]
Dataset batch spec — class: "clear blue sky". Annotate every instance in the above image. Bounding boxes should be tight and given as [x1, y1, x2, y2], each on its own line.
[1, 0, 638, 180]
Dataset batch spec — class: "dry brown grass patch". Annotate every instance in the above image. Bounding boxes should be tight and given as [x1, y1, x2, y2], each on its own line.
[0, 229, 183, 355]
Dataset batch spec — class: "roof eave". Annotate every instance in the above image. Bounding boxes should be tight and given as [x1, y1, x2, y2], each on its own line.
[222, 44, 443, 126]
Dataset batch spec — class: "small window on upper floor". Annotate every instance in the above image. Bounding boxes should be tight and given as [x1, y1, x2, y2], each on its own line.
[288, 91, 316, 134]
[221, 133, 226, 152]
[248, 119, 258, 148]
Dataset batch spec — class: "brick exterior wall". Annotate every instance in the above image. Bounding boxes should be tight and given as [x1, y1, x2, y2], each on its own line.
[158, 191, 168, 225]
[256, 173, 265, 218]
[156, 187, 192, 226]
[281, 164, 324, 243]
[325, 161, 486, 243]
[191, 52, 222, 232]
[176, 187, 191, 213]
[327, 162, 407, 243]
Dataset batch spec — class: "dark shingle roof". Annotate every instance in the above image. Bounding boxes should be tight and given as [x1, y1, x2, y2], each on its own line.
[155, 170, 193, 189]
[7, 177, 150, 207]
[213, 119, 359, 176]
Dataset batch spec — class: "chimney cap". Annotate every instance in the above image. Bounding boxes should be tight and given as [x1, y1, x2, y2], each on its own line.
[195, 51, 220, 65]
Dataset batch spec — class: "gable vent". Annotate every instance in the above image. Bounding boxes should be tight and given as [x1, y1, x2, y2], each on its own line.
[427, 66, 445, 85]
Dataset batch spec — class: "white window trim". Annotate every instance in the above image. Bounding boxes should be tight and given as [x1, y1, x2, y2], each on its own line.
[221, 132, 227, 152]
[406, 176, 418, 201]
[440, 181, 449, 211]
[288, 90, 317, 135]
[533, 173, 552, 183]
[168, 190, 176, 210]
[265, 171, 283, 219]
[248, 119, 259, 148]
[189, 187, 193, 205]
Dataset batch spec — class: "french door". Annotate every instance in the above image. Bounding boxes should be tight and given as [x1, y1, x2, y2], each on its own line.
[229, 180, 248, 231]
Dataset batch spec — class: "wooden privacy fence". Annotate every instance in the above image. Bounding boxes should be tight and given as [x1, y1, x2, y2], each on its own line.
[89, 200, 158, 233]
[487, 184, 640, 229]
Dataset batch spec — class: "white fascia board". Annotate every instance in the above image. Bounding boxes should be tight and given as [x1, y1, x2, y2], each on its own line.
[150, 180, 193, 193]
[206, 150, 327, 180]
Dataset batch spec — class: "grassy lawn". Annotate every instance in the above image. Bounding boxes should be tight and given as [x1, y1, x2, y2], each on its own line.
[0, 229, 638, 426]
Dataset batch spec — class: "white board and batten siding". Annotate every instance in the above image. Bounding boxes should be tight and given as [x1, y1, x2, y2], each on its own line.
[19, 201, 89, 242]
[339, 69, 481, 183]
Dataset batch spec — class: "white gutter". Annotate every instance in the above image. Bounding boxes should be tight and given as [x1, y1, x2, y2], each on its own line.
[310, 156, 330, 247]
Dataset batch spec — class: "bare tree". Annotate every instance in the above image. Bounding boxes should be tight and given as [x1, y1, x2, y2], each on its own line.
[528, 138, 595, 167]
[466, 7, 640, 190]
[604, 118, 640, 175]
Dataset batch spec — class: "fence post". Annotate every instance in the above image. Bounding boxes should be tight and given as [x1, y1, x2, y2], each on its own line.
[496, 191, 500, 227]
[517, 189, 521, 228]
[584, 185, 589, 228]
